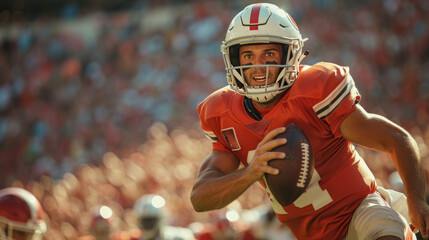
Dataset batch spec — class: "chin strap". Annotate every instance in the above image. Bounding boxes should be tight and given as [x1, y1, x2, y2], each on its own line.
[244, 97, 263, 121]
[298, 50, 310, 64]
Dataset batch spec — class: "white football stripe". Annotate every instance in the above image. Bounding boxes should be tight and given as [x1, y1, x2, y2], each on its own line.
[313, 74, 355, 119]
[203, 131, 218, 142]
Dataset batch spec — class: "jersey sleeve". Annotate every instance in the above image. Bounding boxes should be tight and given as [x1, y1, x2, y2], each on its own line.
[310, 62, 361, 138]
[196, 88, 233, 153]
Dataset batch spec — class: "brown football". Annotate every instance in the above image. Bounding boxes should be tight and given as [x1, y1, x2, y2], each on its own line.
[265, 123, 314, 206]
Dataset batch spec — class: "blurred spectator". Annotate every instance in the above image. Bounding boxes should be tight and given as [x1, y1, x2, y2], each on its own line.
[1, 0, 427, 187]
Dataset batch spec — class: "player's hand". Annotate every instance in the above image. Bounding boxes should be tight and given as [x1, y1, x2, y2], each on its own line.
[245, 127, 287, 182]
[408, 198, 429, 239]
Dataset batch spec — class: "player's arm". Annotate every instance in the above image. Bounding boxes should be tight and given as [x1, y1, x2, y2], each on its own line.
[190, 127, 286, 212]
[340, 104, 429, 238]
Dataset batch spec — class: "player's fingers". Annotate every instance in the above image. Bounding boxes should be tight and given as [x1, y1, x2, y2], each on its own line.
[259, 127, 286, 146]
[261, 165, 279, 175]
[251, 158, 280, 175]
[421, 230, 428, 239]
[247, 154, 281, 179]
[256, 151, 285, 163]
[419, 207, 429, 239]
[257, 138, 287, 154]
[422, 220, 429, 239]
[414, 216, 428, 239]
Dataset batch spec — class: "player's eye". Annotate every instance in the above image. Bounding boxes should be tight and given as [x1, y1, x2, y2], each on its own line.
[243, 54, 252, 59]
[265, 52, 276, 57]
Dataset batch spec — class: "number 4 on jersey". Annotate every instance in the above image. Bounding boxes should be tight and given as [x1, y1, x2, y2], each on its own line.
[247, 150, 333, 213]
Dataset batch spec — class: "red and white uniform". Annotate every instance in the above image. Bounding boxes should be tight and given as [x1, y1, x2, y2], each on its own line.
[197, 62, 377, 239]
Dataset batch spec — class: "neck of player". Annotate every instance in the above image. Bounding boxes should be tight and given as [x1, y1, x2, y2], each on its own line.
[252, 91, 285, 110]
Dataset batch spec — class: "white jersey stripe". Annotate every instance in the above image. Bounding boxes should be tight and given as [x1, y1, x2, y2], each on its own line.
[313, 74, 354, 119]
[203, 130, 218, 142]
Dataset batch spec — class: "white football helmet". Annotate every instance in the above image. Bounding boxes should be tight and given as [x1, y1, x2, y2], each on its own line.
[89, 205, 113, 240]
[221, 3, 308, 102]
[133, 194, 166, 239]
[0, 187, 47, 240]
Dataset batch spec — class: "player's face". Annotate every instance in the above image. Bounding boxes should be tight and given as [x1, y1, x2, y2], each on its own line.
[9, 230, 32, 240]
[239, 43, 283, 87]
[91, 227, 110, 239]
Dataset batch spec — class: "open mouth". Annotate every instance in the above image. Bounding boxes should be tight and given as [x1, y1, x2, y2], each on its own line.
[251, 74, 270, 86]
[253, 75, 267, 82]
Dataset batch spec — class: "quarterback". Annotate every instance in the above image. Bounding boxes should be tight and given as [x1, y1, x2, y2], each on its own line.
[190, 3, 429, 240]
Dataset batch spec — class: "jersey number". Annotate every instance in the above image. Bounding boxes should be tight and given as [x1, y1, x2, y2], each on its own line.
[247, 150, 333, 214]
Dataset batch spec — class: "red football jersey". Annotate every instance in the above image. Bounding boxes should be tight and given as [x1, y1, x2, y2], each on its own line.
[197, 62, 377, 239]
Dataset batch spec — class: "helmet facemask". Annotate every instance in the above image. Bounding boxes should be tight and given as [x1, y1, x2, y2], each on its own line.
[223, 39, 306, 103]
[0, 217, 45, 240]
[133, 194, 166, 239]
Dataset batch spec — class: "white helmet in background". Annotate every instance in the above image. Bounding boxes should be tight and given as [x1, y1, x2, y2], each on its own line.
[133, 194, 166, 239]
[221, 3, 308, 102]
[89, 205, 113, 240]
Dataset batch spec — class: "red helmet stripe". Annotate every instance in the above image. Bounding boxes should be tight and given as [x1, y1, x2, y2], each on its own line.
[249, 4, 262, 30]
[288, 13, 299, 29]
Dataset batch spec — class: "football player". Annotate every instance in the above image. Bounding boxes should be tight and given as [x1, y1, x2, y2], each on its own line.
[78, 205, 114, 240]
[133, 194, 195, 240]
[0, 187, 47, 240]
[190, 3, 429, 240]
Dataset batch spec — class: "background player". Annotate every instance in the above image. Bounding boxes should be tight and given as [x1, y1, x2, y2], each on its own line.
[79, 205, 114, 240]
[190, 3, 429, 239]
[133, 194, 195, 240]
[0, 187, 47, 240]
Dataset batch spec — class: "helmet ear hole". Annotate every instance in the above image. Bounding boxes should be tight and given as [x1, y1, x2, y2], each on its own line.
[228, 45, 244, 89]
[281, 44, 290, 64]
[229, 45, 240, 67]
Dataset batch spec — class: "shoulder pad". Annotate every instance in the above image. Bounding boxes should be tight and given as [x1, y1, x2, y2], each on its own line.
[291, 62, 350, 98]
[292, 62, 359, 119]
[197, 86, 237, 121]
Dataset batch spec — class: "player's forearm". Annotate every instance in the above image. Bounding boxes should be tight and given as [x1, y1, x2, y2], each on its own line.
[390, 131, 425, 201]
[345, 110, 426, 200]
[190, 168, 255, 212]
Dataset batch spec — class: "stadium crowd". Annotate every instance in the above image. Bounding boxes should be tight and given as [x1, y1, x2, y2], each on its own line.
[0, 0, 428, 239]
